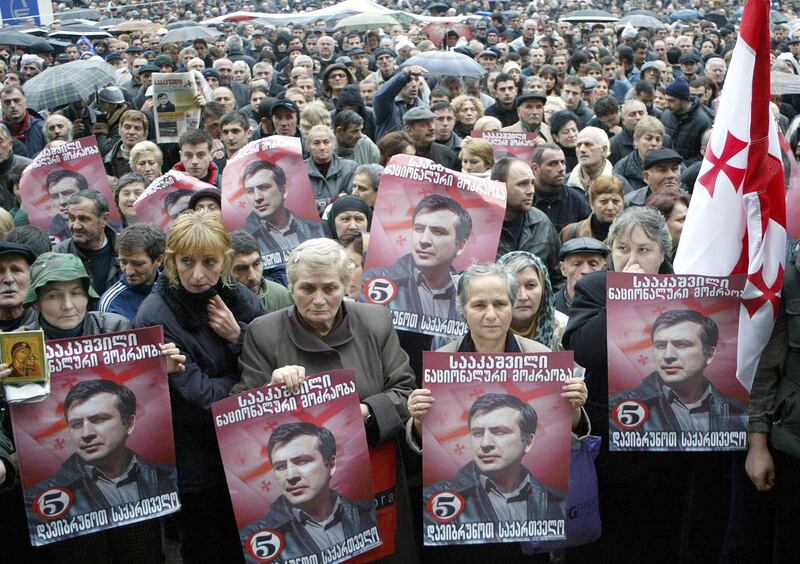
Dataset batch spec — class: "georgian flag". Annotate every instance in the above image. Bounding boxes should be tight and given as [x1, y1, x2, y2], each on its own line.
[673, 0, 787, 391]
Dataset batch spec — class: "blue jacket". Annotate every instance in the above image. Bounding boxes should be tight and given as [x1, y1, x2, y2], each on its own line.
[373, 71, 427, 140]
[98, 273, 158, 322]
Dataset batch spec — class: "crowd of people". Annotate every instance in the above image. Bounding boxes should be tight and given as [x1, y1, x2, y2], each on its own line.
[0, 0, 799, 562]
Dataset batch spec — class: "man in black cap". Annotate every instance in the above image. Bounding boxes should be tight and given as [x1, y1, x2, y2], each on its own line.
[269, 99, 301, 139]
[660, 77, 712, 164]
[554, 237, 608, 314]
[365, 46, 399, 87]
[625, 148, 684, 207]
[125, 44, 144, 69]
[501, 92, 553, 144]
[678, 52, 703, 82]
[403, 107, 460, 170]
[0, 242, 38, 331]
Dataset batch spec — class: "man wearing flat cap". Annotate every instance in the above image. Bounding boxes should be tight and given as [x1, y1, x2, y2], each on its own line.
[660, 78, 713, 164]
[624, 149, 685, 207]
[403, 107, 460, 170]
[554, 238, 609, 314]
[501, 92, 553, 144]
[678, 52, 703, 82]
[0, 242, 38, 331]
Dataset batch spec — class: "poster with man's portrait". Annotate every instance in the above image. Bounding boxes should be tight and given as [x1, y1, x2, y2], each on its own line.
[360, 154, 506, 338]
[472, 131, 539, 164]
[213, 369, 382, 564]
[9, 326, 180, 547]
[607, 273, 749, 452]
[132, 170, 215, 232]
[19, 136, 120, 243]
[221, 136, 323, 269]
[421, 351, 573, 546]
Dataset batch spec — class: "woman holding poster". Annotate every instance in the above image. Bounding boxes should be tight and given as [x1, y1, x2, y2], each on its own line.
[135, 211, 265, 563]
[13, 252, 185, 561]
[237, 237, 417, 563]
[407, 263, 588, 560]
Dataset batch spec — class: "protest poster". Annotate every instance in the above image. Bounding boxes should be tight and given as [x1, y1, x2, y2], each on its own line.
[213, 369, 382, 564]
[606, 272, 749, 452]
[221, 136, 323, 269]
[360, 154, 506, 338]
[472, 130, 539, 165]
[152, 72, 201, 143]
[9, 326, 179, 547]
[132, 170, 215, 232]
[421, 351, 573, 546]
[19, 136, 120, 242]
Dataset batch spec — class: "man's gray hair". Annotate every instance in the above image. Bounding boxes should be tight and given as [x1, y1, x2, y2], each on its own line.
[43, 115, 73, 143]
[456, 263, 518, 317]
[0, 122, 11, 142]
[225, 35, 244, 52]
[286, 238, 354, 293]
[607, 206, 673, 266]
[68, 189, 110, 217]
[253, 61, 273, 74]
[179, 46, 198, 59]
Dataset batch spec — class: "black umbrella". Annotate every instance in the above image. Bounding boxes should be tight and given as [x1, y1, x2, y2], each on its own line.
[166, 21, 205, 30]
[1, 25, 47, 37]
[55, 9, 102, 21]
[0, 30, 42, 48]
[704, 14, 728, 29]
[561, 10, 619, 23]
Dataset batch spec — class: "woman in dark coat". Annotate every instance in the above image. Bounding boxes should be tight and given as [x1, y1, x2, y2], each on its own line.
[135, 211, 264, 563]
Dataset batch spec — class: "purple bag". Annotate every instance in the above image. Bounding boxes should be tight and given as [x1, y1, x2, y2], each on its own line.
[522, 435, 602, 552]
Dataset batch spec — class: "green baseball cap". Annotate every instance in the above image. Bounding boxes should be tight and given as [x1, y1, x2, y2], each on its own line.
[24, 252, 99, 304]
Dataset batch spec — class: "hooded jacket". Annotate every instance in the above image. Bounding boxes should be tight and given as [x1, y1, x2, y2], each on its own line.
[335, 85, 376, 141]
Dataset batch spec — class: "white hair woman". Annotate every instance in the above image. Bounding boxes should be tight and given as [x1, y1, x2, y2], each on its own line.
[407, 262, 588, 453]
[237, 237, 417, 562]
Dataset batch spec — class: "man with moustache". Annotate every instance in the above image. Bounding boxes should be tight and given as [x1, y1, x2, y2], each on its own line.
[0, 242, 38, 331]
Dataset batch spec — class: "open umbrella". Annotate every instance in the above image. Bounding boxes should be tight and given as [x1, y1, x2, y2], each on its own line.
[629, 9, 660, 18]
[97, 18, 127, 30]
[670, 9, 704, 21]
[166, 21, 209, 30]
[1, 25, 47, 36]
[48, 25, 112, 40]
[401, 51, 485, 77]
[334, 13, 399, 31]
[617, 14, 664, 29]
[422, 22, 473, 44]
[160, 26, 221, 44]
[0, 30, 42, 48]
[22, 59, 117, 112]
[55, 9, 102, 21]
[107, 20, 161, 33]
[560, 10, 618, 23]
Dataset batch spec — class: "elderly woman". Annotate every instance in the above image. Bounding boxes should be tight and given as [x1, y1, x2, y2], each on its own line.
[451, 94, 484, 138]
[114, 173, 146, 227]
[14, 252, 184, 561]
[325, 194, 371, 240]
[561, 206, 728, 561]
[550, 110, 580, 172]
[237, 237, 416, 562]
[129, 140, 163, 184]
[472, 115, 502, 132]
[135, 212, 264, 563]
[459, 137, 494, 177]
[561, 176, 625, 243]
[497, 251, 569, 350]
[351, 163, 383, 208]
[567, 126, 631, 194]
[612, 116, 665, 191]
[406, 263, 588, 560]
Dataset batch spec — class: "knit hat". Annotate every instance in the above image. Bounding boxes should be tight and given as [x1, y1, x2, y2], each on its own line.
[665, 77, 691, 100]
[20, 54, 43, 70]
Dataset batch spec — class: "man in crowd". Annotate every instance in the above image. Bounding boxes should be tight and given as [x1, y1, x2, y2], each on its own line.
[230, 230, 294, 312]
[104, 110, 148, 178]
[493, 157, 561, 286]
[484, 73, 519, 127]
[561, 76, 595, 129]
[431, 101, 462, 152]
[374, 64, 428, 139]
[0, 242, 38, 331]
[1, 86, 45, 158]
[531, 144, 591, 233]
[44, 115, 73, 144]
[553, 238, 609, 314]
[402, 107, 460, 170]
[502, 92, 552, 144]
[98, 223, 165, 322]
[173, 129, 220, 187]
[609, 100, 648, 164]
[220, 111, 250, 161]
[661, 77, 713, 164]
[54, 190, 120, 295]
[333, 111, 379, 166]
[625, 148, 684, 206]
